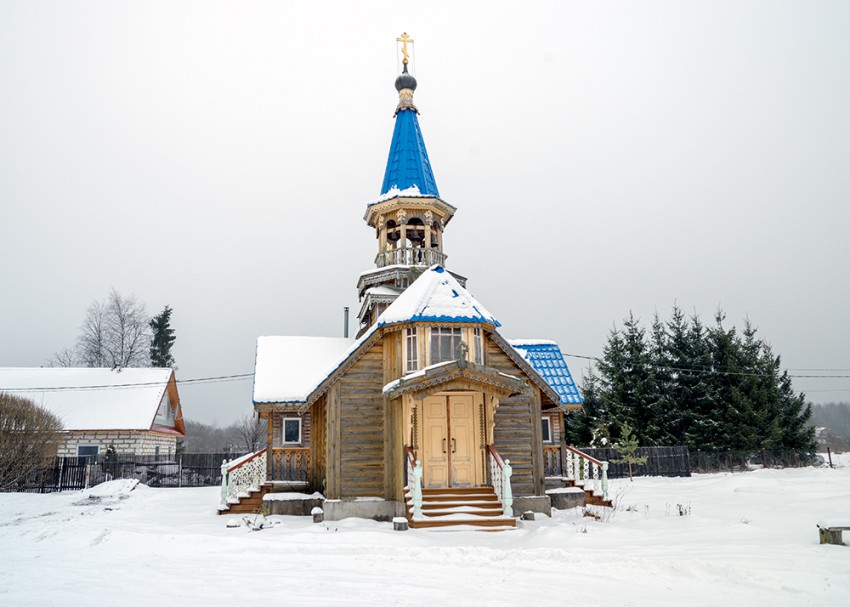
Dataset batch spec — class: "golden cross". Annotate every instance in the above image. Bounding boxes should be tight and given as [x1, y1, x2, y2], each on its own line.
[397, 32, 414, 65]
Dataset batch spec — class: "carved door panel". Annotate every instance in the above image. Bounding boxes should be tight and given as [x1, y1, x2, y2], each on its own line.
[448, 394, 476, 487]
[422, 396, 448, 488]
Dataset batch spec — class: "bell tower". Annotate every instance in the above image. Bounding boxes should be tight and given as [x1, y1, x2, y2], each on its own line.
[356, 34, 466, 336]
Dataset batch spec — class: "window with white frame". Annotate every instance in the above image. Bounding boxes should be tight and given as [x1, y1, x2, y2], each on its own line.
[283, 418, 302, 444]
[405, 327, 418, 372]
[541, 417, 553, 443]
[473, 326, 484, 365]
[430, 326, 463, 365]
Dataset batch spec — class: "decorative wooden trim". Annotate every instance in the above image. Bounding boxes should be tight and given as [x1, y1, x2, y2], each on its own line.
[227, 448, 268, 474]
[384, 359, 529, 401]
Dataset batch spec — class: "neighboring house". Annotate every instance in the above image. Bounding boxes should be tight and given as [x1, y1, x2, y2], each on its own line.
[246, 51, 596, 527]
[0, 367, 185, 457]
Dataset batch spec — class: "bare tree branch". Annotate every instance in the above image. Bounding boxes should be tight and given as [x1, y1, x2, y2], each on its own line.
[71, 290, 152, 368]
[45, 347, 78, 368]
[0, 393, 63, 490]
[238, 414, 267, 452]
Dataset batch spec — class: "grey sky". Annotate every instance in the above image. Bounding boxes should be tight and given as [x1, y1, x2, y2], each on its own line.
[2, 1, 848, 425]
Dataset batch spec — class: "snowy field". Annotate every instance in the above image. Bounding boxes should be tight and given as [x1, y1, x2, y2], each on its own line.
[2, 456, 849, 607]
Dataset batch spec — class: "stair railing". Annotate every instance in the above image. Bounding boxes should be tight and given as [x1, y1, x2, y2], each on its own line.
[564, 445, 609, 501]
[405, 446, 423, 519]
[487, 445, 513, 517]
[219, 448, 267, 509]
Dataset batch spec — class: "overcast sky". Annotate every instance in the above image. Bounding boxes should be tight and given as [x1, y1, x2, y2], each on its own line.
[1, 1, 848, 425]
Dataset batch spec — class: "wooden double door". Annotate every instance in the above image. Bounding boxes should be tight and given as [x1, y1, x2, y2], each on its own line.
[422, 393, 480, 489]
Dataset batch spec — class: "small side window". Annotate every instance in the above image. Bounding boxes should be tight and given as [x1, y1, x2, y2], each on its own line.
[283, 418, 302, 444]
[473, 327, 483, 365]
[405, 327, 418, 373]
[541, 418, 552, 443]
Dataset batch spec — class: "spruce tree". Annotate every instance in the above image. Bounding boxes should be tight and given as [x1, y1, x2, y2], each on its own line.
[612, 423, 649, 481]
[569, 367, 608, 446]
[149, 305, 176, 368]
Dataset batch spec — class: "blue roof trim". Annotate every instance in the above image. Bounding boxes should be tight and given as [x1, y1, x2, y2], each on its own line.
[510, 342, 583, 406]
[403, 314, 501, 327]
[380, 109, 440, 196]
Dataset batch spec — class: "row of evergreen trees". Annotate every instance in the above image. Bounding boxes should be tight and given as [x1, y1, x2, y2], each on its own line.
[568, 306, 817, 453]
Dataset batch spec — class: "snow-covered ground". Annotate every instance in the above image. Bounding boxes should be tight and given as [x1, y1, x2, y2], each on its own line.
[2, 456, 850, 606]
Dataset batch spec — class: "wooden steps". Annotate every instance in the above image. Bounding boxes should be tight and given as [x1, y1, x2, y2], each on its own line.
[406, 486, 516, 530]
[217, 483, 272, 515]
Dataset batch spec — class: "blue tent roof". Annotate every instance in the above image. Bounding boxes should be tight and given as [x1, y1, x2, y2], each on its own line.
[509, 341, 583, 406]
[380, 109, 440, 197]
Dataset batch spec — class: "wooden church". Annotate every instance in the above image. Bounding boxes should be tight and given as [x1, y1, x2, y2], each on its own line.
[226, 36, 608, 528]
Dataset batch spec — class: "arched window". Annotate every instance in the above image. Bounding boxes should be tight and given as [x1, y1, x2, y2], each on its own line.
[406, 218, 425, 247]
[386, 219, 400, 248]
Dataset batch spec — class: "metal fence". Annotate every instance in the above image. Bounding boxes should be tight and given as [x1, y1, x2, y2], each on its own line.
[577, 446, 692, 479]
[573, 446, 818, 479]
[689, 448, 818, 473]
[10, 452, 249, 493]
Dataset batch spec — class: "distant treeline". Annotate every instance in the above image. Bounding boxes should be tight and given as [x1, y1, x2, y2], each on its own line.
[182, 416, 266, 454]
[810, 402, 850, 440]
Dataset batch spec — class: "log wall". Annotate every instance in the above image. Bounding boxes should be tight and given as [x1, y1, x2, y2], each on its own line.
[337, 341, 386, 498]
[487, 339, 544, 496]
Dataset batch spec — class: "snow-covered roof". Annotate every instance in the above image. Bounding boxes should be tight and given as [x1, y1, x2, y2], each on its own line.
[368, 185, 434, 206]
[376, 265, 500, 327]
[508, 340, 583, 406]
[0, 367, 174, 431]
[253, 267, 501, 405]
[253, 336, 361, 404]
[364, 285, 403, 298]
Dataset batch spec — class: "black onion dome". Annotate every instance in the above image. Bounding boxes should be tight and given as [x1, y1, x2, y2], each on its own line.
[394, 65, 417, 92]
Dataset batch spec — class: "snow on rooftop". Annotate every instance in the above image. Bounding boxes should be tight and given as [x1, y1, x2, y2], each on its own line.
[368, 184, 431, 205]
[358, 264, 414, 278]
[253, 336, 356, 404]
[508, 339, 557, 347]
[364, 285, 403, 297]
[382, 360, 456, 394]
[377, 265, 499, 327]
[0, 367, 173, 431]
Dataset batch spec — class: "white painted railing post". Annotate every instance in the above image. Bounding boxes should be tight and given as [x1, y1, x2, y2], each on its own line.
[219, 459, 229, 509]
[413, 460, 423, 519]
[502, 459, 513, 517]
[601, 461, 609, 501]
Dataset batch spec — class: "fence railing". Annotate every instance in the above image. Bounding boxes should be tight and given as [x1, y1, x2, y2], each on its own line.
[405, 446, 423, 519]
[6, 452, 250, 493]
[570, 446, 816, 478]
[564, 445, 609, 501]
[375, 247, 447, 268]
[690, 448, 816, 473]
[487, 444, 513, 517]
[271, 447, 310, 482]
[220, 448, 267, 510]
[543, 446, 562, 476]
[575, 446, 690, 479]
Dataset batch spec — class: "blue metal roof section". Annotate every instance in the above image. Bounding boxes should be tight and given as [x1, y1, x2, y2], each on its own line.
[380, 109, 440, 197]
[509, 341, 583, 406]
